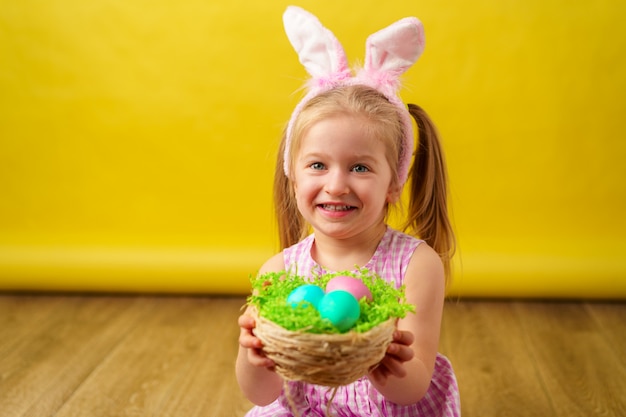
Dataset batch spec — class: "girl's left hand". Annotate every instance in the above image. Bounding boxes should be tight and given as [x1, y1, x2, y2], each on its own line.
[238, 313, 275, 369]
[368, 329, 415, 386]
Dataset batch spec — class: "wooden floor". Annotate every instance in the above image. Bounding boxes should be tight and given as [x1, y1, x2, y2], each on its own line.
[1, 295, 624, 417]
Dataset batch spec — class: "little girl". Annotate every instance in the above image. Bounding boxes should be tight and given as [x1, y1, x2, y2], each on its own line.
[236, 6, 459, 416]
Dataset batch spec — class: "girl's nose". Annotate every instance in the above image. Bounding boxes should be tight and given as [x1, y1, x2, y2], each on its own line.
[324, 169, 350, 195]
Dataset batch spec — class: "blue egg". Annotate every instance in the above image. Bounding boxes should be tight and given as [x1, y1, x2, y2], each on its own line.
[287, 284, 325, 308]
[317, 290, 361, 332]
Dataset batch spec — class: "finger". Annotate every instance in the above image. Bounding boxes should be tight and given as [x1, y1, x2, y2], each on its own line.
[239, 331, 263, 349]
[392, 330, 414, 346]
[379, 355, 407, 379]
[248, 348, 274, 368]
[238, 314, 256, 329]
[386, 343, 414, 362]
[368, 363, 390, 386]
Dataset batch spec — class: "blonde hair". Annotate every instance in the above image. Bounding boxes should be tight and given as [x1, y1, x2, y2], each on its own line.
[274, 85, 456, 281]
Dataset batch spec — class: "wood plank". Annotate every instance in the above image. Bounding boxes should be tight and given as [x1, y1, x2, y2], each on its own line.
[0, 295, 64, 359]
[441, 300, 555, 417]
[514, 302, 626, 417]
[160, 297, 253, 417]
[54, 296, 253, 417]
[585, 302, 626, 367]
[0, 296, 155, 417]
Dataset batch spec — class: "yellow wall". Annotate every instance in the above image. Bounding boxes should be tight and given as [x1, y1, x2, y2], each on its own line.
[1, 0, 625, 297]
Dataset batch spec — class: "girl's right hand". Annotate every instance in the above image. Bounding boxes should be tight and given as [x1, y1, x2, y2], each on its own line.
[368, 329, 415, 386]
[238, 313, 275, 368]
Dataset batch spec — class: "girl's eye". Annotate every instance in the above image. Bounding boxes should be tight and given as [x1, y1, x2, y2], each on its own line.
[352, 164, 369, 173]
[310, 162, 325, 170]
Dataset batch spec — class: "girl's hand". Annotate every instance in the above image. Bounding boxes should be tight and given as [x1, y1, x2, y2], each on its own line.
[238, 313, 275, 368]
[368, 329, 415, 386]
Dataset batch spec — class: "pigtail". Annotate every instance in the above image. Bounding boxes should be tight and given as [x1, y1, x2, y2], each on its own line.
[404, 104, 456, 281]
[274, 132, 307, 250]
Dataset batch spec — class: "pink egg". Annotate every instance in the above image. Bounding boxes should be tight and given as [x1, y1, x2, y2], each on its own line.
[326, 276, 372, 301]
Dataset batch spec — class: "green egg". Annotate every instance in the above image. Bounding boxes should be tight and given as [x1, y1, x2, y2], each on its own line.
[317, 290, 361, 332]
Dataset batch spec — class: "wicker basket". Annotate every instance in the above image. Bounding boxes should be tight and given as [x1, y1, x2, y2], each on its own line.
[253, 313, 396, 387]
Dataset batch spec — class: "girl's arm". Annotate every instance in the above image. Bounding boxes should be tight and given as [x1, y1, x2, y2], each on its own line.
[367, 242, 446, 405]
[235, 253, 286, 405]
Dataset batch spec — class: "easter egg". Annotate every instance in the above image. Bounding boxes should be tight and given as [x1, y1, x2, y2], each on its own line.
[287, 284, 325, 308]
[326, 276, 372, 301]
[317, 290, 361, 332]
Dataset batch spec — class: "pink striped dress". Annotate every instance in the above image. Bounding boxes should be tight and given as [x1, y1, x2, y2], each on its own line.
[245, 227, 460, 417]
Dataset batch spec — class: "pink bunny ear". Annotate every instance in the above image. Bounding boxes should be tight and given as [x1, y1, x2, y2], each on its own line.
[282, 6, 352, 177]
[283, 6, 350, 86]
[361, 17, 425, 94]
[364, 17, 425, 75]
[357, 17, 425, 186]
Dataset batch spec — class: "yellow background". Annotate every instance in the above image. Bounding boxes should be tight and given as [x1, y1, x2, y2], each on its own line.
[1, 0, 625, 297]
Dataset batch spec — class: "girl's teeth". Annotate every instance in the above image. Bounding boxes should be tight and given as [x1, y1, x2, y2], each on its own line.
[323, 205, 350, 211]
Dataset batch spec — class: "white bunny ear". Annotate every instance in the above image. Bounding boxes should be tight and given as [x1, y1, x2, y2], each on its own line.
[364, 17, 425, 77]
[283, 6, 349, 79]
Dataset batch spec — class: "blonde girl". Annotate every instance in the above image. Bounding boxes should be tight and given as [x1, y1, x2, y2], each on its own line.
[237, 6, 459, 416]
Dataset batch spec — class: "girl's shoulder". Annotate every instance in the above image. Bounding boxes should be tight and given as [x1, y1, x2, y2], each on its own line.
[385, 227, 423, 244]
[404, 240, 445, 291]
[258, 252, 286, 274]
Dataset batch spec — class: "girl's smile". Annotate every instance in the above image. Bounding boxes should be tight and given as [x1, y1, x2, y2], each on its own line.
[317, 203, 356, 219]
[293, 116, 400, 242]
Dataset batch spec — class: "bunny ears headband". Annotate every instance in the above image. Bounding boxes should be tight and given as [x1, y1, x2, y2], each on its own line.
[282, 6, 426, 186]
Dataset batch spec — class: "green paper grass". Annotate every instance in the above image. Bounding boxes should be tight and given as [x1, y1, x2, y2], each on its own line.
[247, 268, 415, 334]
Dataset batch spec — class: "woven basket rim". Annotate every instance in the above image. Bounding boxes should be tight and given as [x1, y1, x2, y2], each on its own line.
[253, 312, 395, 338]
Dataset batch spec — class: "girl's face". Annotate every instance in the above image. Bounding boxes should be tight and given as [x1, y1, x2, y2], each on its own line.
[293, 116, 400, 242]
